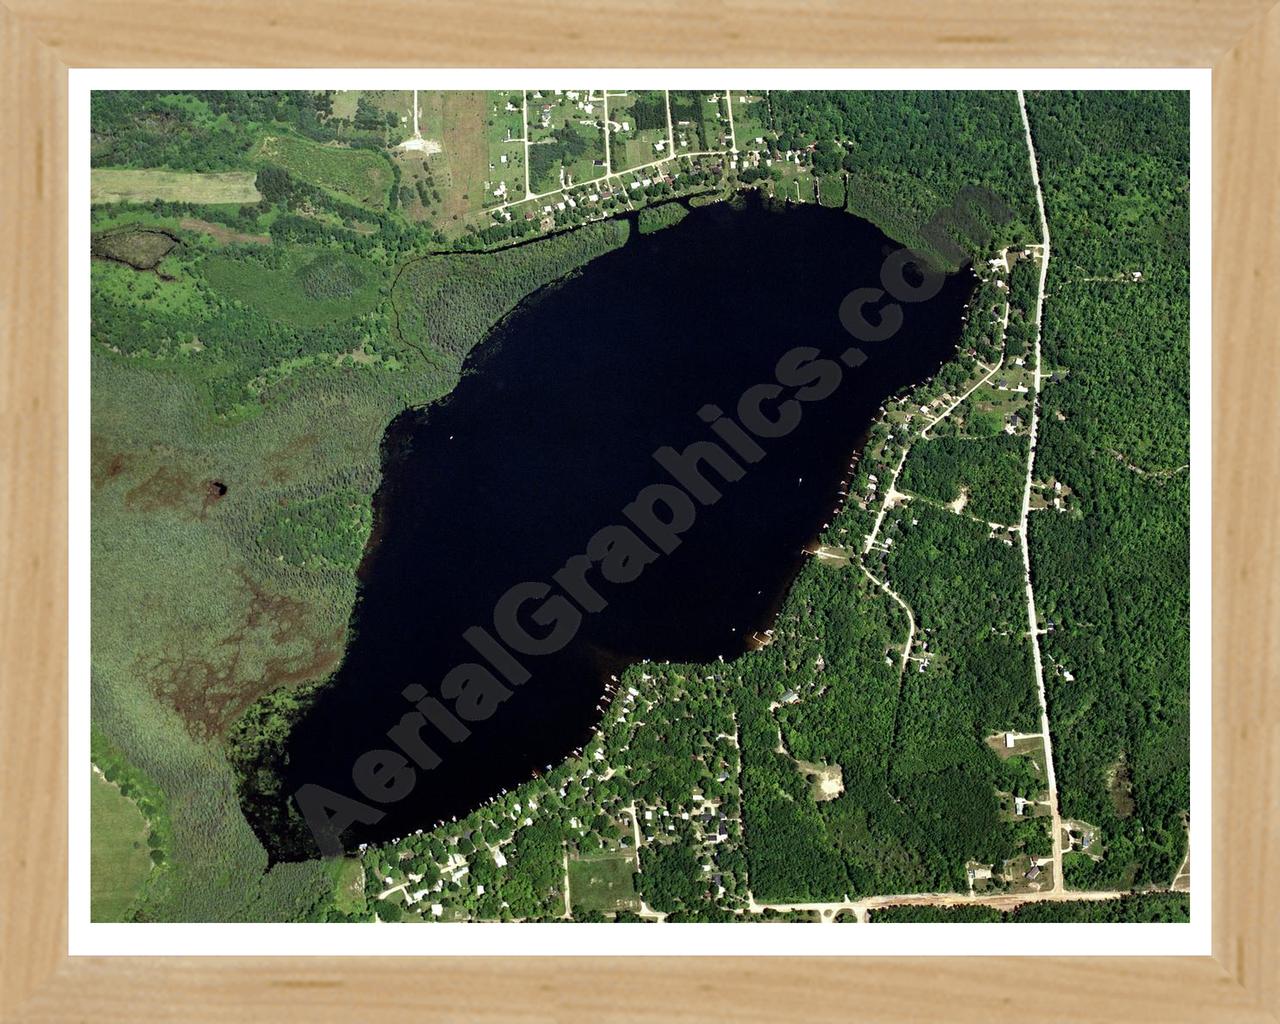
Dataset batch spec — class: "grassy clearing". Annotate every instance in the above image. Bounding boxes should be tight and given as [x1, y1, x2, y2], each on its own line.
[90, 770, 153, 921]
[568, 853, 639, 915]
[730, 92, 770, 150]
[442, 92, 497, 218]
[256, 133, 392, 209]
[178, 217, 271, 246]
[326, 857, 369, 918]
[202, 247, 385, 328]
[331, 91, 361, 121]
[487, 92, 525, 145]
[92, 169, 261, 205]
[412, 91, 492, 230]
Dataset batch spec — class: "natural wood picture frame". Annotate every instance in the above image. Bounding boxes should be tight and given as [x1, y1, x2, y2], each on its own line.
[2, 2, 1276, 1019]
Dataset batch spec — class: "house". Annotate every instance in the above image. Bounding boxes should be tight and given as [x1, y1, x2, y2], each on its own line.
[1005, 732, 1016, 749]
[1025, 863, 1042, 881]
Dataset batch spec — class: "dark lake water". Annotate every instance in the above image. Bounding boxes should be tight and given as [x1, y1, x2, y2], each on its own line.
[259, 196, 975, 860]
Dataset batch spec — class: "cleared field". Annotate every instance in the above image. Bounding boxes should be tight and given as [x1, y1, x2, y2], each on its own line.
[331, 90, 360, 120]
[487, 91, 525, 144]
[257, 133, 392, 209]
[178, 217, 271, 246]
[568, 853, 639, 915]
[731, 92, 771, 150]
[91, 169, 260, 205]
[326, 857, 368, 918]
[437, 91, 492, 224]
[91, 769, 153, 921]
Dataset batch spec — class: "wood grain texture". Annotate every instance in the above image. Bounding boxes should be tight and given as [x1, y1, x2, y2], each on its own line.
[2, 0, 1277, 68]
[1213, 3, 1280, 1014]
[0, 4, 68, 1021]
[0, 0, 1276, 1019]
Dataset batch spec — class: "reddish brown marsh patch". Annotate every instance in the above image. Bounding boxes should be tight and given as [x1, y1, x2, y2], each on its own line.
[92, 448, 134, 489]
[179, 216, 271, 246]
[143, 572, 344, 739]
[124, 466, 206, 515]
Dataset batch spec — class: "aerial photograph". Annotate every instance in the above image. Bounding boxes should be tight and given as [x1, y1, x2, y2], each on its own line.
[88, 87, 1190, 926]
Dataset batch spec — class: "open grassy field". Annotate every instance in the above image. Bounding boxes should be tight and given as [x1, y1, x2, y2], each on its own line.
[91, 169, 261, 205]
[330, 90, 360, 121]
[410, 91, 492, 231]
[201, 247, 385, 328]
[256, 133, 392, 209]
[487, 91, 525, 144]
[568, 853, 639, 915]
[90, 769, 153, 921]
[326, 857, 368, 918]
[731, 92, 771, 150]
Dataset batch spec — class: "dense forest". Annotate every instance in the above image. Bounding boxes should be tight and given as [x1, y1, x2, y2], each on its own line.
[767, 91, 1040, 267]
[900, 434, 1029, 525]
[1026, 91, 1190, 890]
[870, 891, 1189, 923]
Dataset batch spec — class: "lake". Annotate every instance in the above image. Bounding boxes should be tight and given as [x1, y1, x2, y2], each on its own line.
[259, 195, 976, 859]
